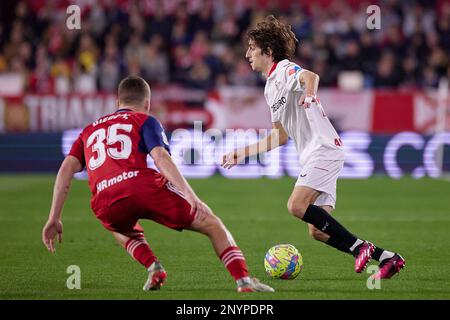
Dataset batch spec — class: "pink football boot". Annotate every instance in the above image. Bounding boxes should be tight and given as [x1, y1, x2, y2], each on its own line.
[371, 254, 405, 279]
[354, 241, 375, 273]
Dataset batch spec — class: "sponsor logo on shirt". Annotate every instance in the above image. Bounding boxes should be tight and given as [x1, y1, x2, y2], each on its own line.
[271, 96, 286, 113]
[96, 170, 139, 193]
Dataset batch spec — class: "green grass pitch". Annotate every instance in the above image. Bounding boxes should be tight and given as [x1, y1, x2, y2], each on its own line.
[1, 175, 450, 300]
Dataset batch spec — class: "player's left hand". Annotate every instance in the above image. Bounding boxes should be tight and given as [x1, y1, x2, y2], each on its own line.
[42, 219, 63, 253]
[194, 201, 213, 223]
[298, 94, 317, 108]
[221, 149, 246, 169]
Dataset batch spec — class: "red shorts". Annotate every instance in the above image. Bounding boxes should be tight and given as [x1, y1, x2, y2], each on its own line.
[94, 183, 194, 235]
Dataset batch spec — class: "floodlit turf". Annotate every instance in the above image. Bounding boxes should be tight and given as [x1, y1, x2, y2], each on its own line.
[1, 174, 450, 300]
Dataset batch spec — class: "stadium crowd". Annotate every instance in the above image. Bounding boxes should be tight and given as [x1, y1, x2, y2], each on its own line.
[0, 0, 449, 94]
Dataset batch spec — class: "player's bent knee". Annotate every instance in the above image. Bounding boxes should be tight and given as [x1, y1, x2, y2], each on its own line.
[287, 201, 309, 219]
[205, 215, 223, 230]
[194, 214, 223, 236]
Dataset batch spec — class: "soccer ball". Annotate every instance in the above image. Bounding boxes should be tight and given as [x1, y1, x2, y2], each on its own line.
[264, 244, 303, 279]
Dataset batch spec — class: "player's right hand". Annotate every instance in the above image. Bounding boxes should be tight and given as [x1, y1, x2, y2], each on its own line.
[221, 149, 246, 169]
[42, 218, 63, 253]
[186, 194, 212, 222]
[298, 93, 317, 108]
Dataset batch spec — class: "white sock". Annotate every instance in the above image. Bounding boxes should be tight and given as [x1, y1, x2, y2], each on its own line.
[236, 277, 251, 286]
[379, 250, 395, 262]
[147, 261, 156, 272]
[349, 239, 364, 252]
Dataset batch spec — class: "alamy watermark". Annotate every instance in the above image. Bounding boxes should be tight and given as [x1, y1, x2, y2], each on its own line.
[366, 265, 381, 290]
[66, 265, 81, 289]
[366, 5, 381, 30]
[66, 5, 81, 30]
[171, 121, 280, 166]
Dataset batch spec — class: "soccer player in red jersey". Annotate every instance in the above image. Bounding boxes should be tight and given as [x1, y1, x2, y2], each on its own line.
[42, 76, 274, 292]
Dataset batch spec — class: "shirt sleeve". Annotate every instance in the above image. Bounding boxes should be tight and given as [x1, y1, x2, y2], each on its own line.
[271, 107, 282, 123]
[68, 133, 86, 167]
[284, 63, 304, 92]
[140, 116, 171, 154]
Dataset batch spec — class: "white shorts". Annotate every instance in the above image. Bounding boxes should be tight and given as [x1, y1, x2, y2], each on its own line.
[295, 160, 344, 208]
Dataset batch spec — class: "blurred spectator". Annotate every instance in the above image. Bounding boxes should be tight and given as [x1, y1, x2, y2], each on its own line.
[190, 31, 210, 62]
[408, 31, 429, 62]
[128, 3, 146, 37]
[428, 46, 449, 77]
[76, 33, 99, 74]
[28, 45, 52, 93]
[339, 40, 363, 71]
[185, 60, 213, 89]
[171, 21, 189, 47]
[147, 4, 173, 41]
[142, 36, 170, 84]
[211, 12, 240, 44]
[51, 57, 72, 94]
[189, 2, 214, 36]
[359, 31, 379, 74]
[290, 10, 311, 39]
[18, 41, 33, 69]
[124, 34, 146, 67]
[229, 58, 258, 86]
[98, 42, 122, 92]
[373, 51, 400, 88]
[436, 4, 450, 51]
[172, 45, 193, 83]
[421, 66, 440, 88]
[3, 21, 25, 65]
[381, 25, 406, 57]
[89, 2, 107, 37]
[403, 2, 435, 37]
[0, 54, 7, 72]
[313, 58, 337, 87]
[297, 40, 314, 70]
[73, 64, 97, 94]
[0, 24, 4, 53]
[127, 58, 143, 77]
[400, 55, 420, 89]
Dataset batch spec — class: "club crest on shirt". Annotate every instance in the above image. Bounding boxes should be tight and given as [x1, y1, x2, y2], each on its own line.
[274, 80, 281, 90]
[288, 65, 301, 79]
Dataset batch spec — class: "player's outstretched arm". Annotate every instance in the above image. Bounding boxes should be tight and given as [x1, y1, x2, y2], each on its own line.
[221, 121, 289, 169]
[42, 155, 82, 253]
[151, 146, 212, 221]
[298, 69, 320, 108]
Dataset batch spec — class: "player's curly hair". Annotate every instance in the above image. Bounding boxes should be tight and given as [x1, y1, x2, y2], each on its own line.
[247, 15, 299, 62]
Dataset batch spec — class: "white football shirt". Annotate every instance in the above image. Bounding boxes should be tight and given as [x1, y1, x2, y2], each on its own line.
[264, 59, 345, 165]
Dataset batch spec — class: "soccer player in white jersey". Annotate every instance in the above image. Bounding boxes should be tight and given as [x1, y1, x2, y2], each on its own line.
[221, 15, 405, 279]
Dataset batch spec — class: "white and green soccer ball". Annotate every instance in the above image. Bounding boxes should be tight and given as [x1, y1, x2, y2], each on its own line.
[264, 244, 303, 279]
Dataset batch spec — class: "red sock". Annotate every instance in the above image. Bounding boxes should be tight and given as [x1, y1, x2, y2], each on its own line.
[125, 236, 157, 269]
[219, 246, 249, 281]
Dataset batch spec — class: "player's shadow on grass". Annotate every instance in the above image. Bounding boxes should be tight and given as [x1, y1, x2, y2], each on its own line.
[154, 288, 236, 293]
[277, 287, 375, 293]
[299, 277, 367, 281]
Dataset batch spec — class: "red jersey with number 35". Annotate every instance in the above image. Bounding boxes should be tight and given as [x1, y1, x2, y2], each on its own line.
[68, 108, 171, 212]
